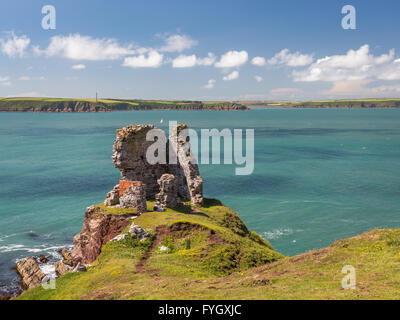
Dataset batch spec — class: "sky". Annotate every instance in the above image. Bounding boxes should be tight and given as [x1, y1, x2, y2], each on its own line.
[1, 0, 400, 101]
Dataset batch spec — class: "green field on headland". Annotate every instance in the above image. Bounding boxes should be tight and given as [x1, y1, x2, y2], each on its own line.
[0, 97, 248, 112]
[242, 98, 400, 108]
[16, 199, 400, 300]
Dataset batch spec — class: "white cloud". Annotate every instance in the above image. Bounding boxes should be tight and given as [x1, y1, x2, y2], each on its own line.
[172, 54, 197, 68]
[197, 53, 216, 66]
[172, 53, 216, 68]
[204, 79, 216, 89]
[0, 76, 10, 82]
[268, 49, 313, 67]
[122, 50, 163, 68]
[160, 34, 198, 52]
[34, 34, 135, 60]
[251, 56, 266, 66]
[292, 45, 398, 82]
[72, 64, 86, 70]
[223, 70, 239, 81]
[0, 32, 30, 58]
[254, 75, 263, 82]
[215, 50, 248, 68]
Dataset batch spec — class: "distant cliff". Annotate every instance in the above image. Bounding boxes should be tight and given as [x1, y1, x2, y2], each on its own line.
[242, 98, 400, 109]
[0, 98, 249, 112]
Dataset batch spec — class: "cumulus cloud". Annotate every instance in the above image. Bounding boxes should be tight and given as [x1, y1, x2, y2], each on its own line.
[223, 70, 239, 81]
[172, 54, 197, 68]
[254, 75, 263, 82]
[292, 45, 398, 82]
[197, 53, 216, 66]
[19, 76, 30, 80]
[160, 34, 198, 52]
[72, 64, 86, 70]
[204, 79, 216, 89]
[172, 53, 216, 68]
[122, 50, 163, 68]
[268, 49, 313, 67]
[34, 34, 135, 60]
[251, 56, 266, 66]
[0, 32, 30, 58]
[215, 50, 248, 68]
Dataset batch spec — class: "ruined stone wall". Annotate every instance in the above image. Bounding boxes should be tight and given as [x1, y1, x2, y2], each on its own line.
[169, 124, 203, 206]
[111, 123, 203, 205]
[112, 125, 168, 198]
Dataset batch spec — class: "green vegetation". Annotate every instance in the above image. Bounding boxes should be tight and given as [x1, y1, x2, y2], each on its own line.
[0, 97, 247, 112]
[242, 98, 400, 108]
[15, 199, 400, 300]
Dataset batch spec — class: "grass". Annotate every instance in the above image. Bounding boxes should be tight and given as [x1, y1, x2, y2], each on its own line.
[15, 200, 400, 300]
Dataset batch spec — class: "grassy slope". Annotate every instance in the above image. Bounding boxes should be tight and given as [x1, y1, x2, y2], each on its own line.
[0, 97, 243, 111]
[243, 98, 400, 108]
[16, 199, 400, 300]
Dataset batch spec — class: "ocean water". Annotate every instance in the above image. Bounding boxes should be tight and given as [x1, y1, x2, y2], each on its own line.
[1, 108, 400, 295]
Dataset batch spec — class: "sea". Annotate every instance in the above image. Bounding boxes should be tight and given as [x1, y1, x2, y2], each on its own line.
[1, 108, 400, 295]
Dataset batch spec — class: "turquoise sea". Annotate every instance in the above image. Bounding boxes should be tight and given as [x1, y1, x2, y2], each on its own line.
[1, 108, 400, 295]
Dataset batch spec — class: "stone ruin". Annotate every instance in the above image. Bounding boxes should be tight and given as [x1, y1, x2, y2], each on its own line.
[154, 174, 180, 212]
[104, 123, 203, 212]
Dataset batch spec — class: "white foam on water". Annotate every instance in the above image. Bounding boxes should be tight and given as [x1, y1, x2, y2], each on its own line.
[262, 228, 294, 240]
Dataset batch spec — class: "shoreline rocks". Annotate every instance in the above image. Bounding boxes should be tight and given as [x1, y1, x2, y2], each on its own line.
[16, 257, 46, 290]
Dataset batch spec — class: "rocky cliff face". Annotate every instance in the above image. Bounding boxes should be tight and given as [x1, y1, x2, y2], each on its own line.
[70, 205, 134, 265]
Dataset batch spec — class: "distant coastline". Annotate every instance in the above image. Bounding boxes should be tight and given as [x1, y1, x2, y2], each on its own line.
[241, 98, 400, 109]
[0, 98, 249, 112]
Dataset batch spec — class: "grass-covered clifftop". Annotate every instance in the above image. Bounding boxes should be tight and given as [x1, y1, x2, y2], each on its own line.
[16, 199, 400, 300]
[243, 98, 400, 108]
[0, 97, 248, 112]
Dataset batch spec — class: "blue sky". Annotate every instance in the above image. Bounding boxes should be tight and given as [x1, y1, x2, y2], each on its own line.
[1, 0, 400, 100]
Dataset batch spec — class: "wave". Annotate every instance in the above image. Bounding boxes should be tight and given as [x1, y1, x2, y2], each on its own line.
[0, 243, 72, 256]
[262, 228, 294, 240]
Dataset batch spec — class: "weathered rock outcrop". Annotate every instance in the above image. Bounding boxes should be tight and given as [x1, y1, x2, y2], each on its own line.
[70, 205, 134, 265]
[104, 184, 120, 206]
[169, 124, 203, 205]
[54, 261, 71, 277]
[154, 174, 180, 211]
[112, 125, 168, 197]
[16, 258, 46, 290]
[119, 182, 147, 213]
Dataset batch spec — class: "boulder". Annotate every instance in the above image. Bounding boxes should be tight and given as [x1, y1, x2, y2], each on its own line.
[16, 257, 46, 290]
[110, 233, 128, 242]
[61, 248, 73, 266]
[54, 261, 71, 277]
[129, 224, 149, 241]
